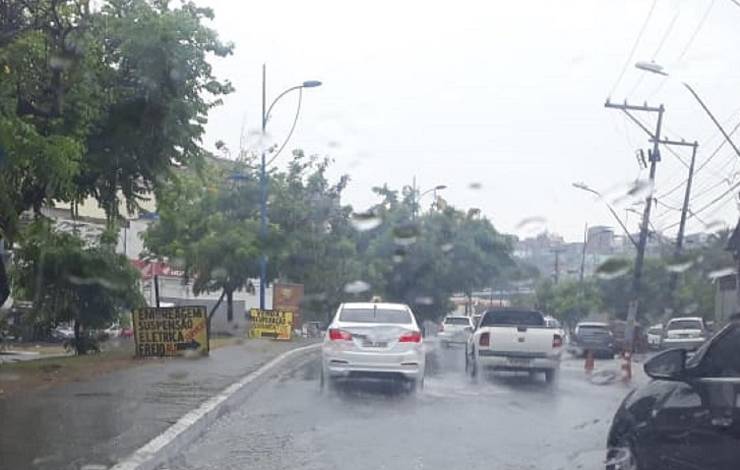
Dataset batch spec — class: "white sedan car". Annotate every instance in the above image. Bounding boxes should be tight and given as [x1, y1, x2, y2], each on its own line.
[438, 315, 474, 347]
[321, 302, 425, 390]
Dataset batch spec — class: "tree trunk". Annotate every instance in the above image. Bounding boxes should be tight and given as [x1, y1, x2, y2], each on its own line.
[0, 255, 9, 307]
[226, 289, 234, 323]
[73, 319, 84, 355]
[207, 290, 226, 337]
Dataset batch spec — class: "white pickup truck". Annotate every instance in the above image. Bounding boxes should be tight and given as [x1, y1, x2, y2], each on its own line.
[465, 309, 563, 383]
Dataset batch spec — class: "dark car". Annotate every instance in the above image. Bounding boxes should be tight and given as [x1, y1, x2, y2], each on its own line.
[570, 322, 616, 358]
[606, 320, 740, 470]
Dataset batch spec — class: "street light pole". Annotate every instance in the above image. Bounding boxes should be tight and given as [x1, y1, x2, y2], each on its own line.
[258, 64, 322, 310]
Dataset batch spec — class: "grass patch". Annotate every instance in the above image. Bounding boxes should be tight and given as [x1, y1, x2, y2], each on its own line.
[0, 341, 140, 398]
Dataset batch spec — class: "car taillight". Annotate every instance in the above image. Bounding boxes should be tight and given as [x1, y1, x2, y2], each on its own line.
[479, 332, 490, 347]
[552, 334, 563, 348]
[329, 328, 352, 341]
[399, 330, 422, 343]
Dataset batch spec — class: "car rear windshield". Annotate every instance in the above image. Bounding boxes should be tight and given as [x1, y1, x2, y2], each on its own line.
[444, 317, 470, 325]
[667, 320, 702, 330]
[578, 325, 610, 334]
[339, 308, 412, 324]
[479, 310, 544, 327]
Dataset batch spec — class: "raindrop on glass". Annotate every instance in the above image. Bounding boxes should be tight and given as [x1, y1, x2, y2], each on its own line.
[441, 243, 454, 253]
[393, 223, 420, 246]
[392, 247, 406, 263]
[515, 216, 547, 236]
[414, 296, 434, 305]
[343, 280, 371, 294]
[468, 182, 482, 190]
[595, 258, 631, 280]
[708, 267, 735, 280]
[666, 259, 694, 274]
[350, 209, 382, 231]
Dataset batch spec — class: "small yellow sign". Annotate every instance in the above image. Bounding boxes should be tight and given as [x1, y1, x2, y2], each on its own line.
[133, 306, 209, 357]
[248, 309, 293, 340]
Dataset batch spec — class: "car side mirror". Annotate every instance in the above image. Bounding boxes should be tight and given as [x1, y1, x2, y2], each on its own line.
[644, 348, 687, 381]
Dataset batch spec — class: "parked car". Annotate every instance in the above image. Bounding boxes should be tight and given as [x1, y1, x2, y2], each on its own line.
[646, 324, 663, 350]
[320, 302, 425, 391]
[466, 309, 563, 383]
[51, 325, 75, 341]
[569, 322, 616, 358]
[662, 317, 707, 351]
[606, 319, 740, 470]
[438, 315, 474, 347]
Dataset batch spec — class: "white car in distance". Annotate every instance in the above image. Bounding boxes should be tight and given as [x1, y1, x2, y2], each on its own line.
[662, 317, 707, 351]
[321, 302, 425, 390]
[438, 315, 474, 347]
[466, 309, 563, 383]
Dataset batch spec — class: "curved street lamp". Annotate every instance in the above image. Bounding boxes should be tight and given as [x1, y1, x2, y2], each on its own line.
[572, 182, 638, 248]
[634, 61, 740, 159]
[258, 65, 322, 309]
[413, 184, 447, 219]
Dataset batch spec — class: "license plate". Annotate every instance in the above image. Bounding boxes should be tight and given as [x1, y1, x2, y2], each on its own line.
[362, 341, 387, 348]
[508, 358, 532, 367]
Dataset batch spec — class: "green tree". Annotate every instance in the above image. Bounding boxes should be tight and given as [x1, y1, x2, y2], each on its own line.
[11, 220, 143, 353]
[144, 163, 267, 327]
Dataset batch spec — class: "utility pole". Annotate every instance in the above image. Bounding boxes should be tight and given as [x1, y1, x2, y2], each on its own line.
[551, 246, 564, 284]
[579, 223, 588, 285]
[605, 100, 665, 352]
[662, 139, 699, 298]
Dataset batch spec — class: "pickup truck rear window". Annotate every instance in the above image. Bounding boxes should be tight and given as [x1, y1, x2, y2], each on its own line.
[444, 317, 470, 325]
[667, 320, 703, 331]
[339, 308, 412, 324]
[480, 310, 544, 327]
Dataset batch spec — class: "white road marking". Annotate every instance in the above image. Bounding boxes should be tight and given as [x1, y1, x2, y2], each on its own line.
[110, 342, 321, 470]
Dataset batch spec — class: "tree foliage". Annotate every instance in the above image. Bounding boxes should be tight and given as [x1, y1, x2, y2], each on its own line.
[0, 0, 233, 243]
[11, 220, 143, 353]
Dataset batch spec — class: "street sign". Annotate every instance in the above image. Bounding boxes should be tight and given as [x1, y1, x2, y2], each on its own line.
[133, 306, 209, 357]
[248, 309, 293, 340]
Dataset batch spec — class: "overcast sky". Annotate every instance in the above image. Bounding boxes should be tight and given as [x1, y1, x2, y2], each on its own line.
[196, 0, 740, 242]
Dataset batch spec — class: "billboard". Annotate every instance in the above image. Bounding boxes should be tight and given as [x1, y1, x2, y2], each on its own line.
[272, 282, 304, 327]
[248, 309, 293, 340]
[133, 306, 209, 357]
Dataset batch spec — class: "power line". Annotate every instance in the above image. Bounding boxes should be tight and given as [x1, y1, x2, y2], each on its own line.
[653, 9, 680, 60]
[677, 0, 716, 60]
[609, 0, 659, 98]
[662, 181, 740, 230]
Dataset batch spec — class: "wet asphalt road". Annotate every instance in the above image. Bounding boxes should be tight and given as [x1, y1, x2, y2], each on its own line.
[161, 340, 640, 470]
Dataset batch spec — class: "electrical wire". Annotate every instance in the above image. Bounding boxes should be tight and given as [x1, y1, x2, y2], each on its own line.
[661, 181, 740, 230]
[609, 0, 659, 98]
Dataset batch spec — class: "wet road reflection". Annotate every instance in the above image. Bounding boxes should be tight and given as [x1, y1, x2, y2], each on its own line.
[162, 339, 635, 470]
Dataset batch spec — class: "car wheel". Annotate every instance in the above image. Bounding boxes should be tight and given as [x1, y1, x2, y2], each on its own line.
[606, 443, 639, 470]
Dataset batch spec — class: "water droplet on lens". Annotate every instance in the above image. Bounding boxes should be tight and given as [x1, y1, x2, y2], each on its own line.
[611, 179, 654, 207]
[393, 223, 420, 246]
[469, 182, 482, 190]
[708, 267, 736, 280]
[596, 258, 631, 280]
[666, 258, 694, 274]
[515, 216, 547, 235]
[343, 280, 371, 294]
[441, 243, 454, 253]
[351, 209, 382, 231]
[414, 296, 434, 305]
[683, 303, 699, 315]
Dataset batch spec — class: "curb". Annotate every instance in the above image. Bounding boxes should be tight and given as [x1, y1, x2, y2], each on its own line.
[110, 342, 321, 470]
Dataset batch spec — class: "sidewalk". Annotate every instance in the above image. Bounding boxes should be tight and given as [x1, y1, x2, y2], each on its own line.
[0, 338, 316, 470]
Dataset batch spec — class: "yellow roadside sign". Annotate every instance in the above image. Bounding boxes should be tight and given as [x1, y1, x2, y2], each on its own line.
[133, 306, 209, 357]
[248, 309, 293, 340]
